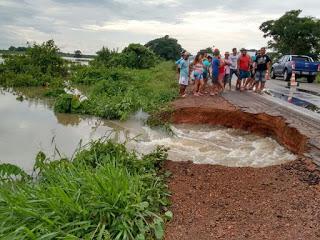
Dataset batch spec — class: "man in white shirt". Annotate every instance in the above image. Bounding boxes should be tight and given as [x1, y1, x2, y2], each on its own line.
[229, 48, 239, 89]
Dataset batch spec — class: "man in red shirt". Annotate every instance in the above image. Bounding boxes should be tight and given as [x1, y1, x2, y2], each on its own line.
[237, 48, 251, 91]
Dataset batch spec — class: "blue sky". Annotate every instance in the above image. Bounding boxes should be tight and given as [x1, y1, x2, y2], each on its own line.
[1, 0, 320, 54]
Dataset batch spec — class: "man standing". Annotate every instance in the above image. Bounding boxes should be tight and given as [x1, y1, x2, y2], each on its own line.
[177, 52, 190, 97]
[254, 47, 271, 93]
[210, 49, 220, 96]
[237, 48, 251, 91]
[229, 48, 239, 89]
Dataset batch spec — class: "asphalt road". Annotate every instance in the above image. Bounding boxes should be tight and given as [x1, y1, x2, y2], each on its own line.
[265, 78, 320, 108]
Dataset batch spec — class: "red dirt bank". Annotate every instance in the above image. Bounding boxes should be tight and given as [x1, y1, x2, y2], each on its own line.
[164, 94, 320, 240]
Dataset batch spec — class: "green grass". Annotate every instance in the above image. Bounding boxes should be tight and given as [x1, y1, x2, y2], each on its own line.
[54, 61, 178, 120]
[0, 140, 171, 239]
[316, 74, 320, 83]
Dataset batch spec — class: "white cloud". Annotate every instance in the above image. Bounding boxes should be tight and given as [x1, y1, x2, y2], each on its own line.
[1, 0, 320, 55]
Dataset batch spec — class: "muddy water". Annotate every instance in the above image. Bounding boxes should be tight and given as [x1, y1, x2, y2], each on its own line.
[0, 88, 296, 171]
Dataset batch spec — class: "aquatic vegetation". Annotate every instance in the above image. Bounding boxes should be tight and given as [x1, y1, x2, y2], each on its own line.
[0, 140, 171, 239]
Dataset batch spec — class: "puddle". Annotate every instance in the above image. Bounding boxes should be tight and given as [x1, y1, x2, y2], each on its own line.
[266, 89, 320, 114]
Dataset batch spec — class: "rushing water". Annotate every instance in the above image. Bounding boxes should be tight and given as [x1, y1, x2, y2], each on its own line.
[0, 88, 296, 171]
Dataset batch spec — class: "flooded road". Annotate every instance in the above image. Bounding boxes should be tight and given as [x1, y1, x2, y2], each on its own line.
[0, 88, 296, 171]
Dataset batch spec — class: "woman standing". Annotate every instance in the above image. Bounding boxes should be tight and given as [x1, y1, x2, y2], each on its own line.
[192, 53, 204, 96]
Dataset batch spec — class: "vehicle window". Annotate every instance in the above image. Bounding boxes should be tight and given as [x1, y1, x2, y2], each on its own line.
[291, 56, 311, 62]
[277, 57, 284, 63]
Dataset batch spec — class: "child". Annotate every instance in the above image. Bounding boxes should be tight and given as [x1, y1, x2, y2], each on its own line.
[223, 52, 232, 91]
[202, 53, 211, 94]
[177, 52, 190, 97]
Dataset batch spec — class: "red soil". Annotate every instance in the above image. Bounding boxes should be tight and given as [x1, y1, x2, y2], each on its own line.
[163, 94, 320, 240]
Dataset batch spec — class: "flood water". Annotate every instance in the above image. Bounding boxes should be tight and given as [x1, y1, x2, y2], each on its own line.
[0, 88, 296, 171]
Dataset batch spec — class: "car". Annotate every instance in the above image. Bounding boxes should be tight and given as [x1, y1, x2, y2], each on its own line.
[271, 55, 320, 83]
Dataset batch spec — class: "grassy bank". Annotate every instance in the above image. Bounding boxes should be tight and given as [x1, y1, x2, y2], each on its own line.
[54, 62, 177, 120]
[0, 40, 178, 121]
[0, 140, 171, 239]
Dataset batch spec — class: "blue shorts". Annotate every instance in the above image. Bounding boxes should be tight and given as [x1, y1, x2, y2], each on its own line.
[255, 70, 266, 83]
[193, 71, 203, 81]
[239, 70, 250, 80]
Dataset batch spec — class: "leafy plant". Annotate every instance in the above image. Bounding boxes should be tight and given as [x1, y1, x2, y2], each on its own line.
[0, 140, 171, 239]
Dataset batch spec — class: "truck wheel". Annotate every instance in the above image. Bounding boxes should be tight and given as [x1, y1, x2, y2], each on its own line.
[284, 69, 291, 81]
[307, 76, 315, 83]
[271, 69, 276, 79]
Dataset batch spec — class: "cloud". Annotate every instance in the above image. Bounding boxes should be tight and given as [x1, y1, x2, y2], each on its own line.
[1, 0, 320, 54]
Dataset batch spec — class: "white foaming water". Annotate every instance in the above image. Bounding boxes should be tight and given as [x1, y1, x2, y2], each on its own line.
[120, 124, 296, 168]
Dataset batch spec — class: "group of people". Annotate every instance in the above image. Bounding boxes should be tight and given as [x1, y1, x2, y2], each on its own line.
[176, 47, 272, 98]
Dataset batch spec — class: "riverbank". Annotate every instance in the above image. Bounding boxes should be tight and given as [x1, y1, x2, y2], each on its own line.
[163, 90, 320, 239]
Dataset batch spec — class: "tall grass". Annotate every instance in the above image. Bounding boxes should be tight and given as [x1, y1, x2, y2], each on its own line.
[0, 140, 171, 239]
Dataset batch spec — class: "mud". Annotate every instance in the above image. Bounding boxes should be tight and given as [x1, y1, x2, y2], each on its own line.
[163, 94, 320, 239]
[164, 160, 320, 240]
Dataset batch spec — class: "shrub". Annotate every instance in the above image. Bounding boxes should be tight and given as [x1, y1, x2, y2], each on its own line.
[0, 40, 66, 87]
[0, 140, 170, 239]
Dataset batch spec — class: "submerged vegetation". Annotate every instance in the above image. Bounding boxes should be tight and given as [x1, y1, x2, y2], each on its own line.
[0, 140, 171, 239]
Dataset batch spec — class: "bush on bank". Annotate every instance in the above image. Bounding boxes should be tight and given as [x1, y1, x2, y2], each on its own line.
[0, 40, 67, 87]
[54, 61, 178, 120]
[0, 40, 178, 120]
[91, 44, 157, 69]
[0, 140, 171, 239]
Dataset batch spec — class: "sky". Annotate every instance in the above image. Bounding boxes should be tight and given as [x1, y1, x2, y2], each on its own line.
[1, 0, 320, 55]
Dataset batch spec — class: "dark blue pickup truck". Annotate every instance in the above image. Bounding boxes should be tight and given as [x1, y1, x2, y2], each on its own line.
[271, 55, 320, 83]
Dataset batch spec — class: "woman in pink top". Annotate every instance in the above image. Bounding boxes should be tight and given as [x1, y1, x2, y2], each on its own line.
[192, 53, 204, 96]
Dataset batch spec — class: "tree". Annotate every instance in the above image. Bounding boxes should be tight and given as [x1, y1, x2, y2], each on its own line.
[145, 35, 183, 60]
[27, 40, 66, 77]
[92, 47, 118, 66]
[122, 43, 156, 69]
[74, 50, 82, 58]
[260, 10, 320, 57]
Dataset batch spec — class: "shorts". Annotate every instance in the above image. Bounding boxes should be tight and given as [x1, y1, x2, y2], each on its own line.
[224, 74, 230, 84]
[212, 75, 218, 83]
[255, 70, 266, 83]
[239, 70, 250, 80]
[218, 72, 225, 81]
[250, 70, 256, 78]
[179, 75, 189, 86]
[230, 69, 239, 78]
[193, 71, 203, 81]
[203, 71, 208, 79]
